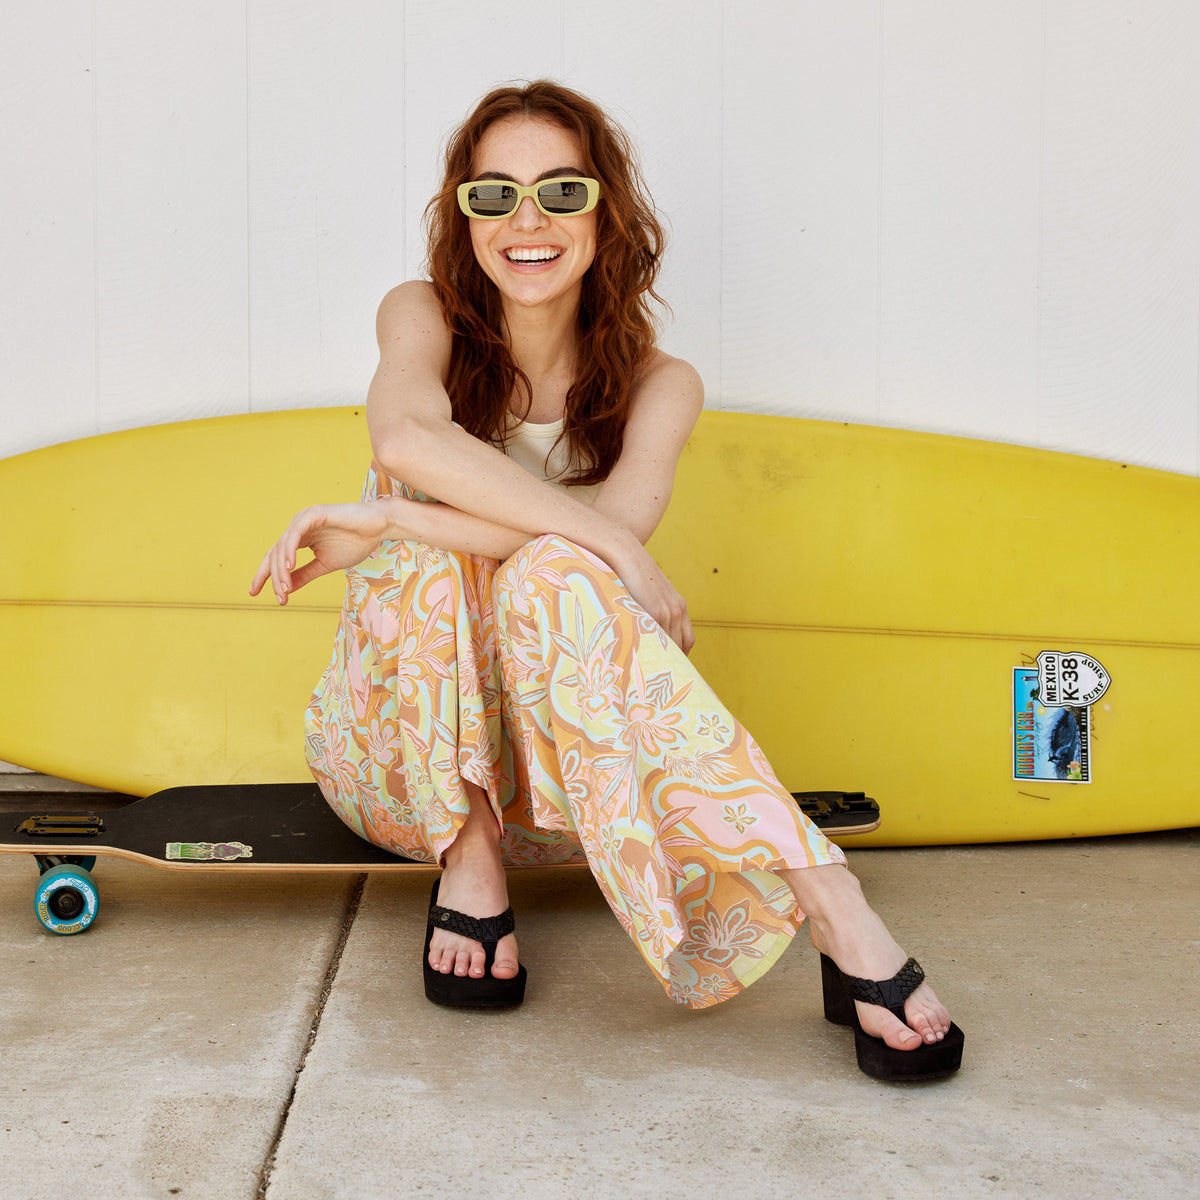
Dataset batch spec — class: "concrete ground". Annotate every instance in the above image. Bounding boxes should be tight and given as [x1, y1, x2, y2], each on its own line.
[1, 776, 1196, 1199]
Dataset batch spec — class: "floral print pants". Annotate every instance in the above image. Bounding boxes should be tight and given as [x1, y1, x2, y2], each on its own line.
[305, 467, 845, 1008]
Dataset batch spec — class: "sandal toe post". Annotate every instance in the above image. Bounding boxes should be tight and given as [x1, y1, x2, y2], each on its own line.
[820, 953, 963, 1082]
[422, 880, 527, 1009]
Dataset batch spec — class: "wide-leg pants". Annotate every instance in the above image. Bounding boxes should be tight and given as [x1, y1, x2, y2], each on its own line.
[305, 466, 845, 1008]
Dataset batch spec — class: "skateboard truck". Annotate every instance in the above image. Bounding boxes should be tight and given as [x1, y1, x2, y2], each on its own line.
[790, 792, 879, 829]
[15, 814, 106, 838]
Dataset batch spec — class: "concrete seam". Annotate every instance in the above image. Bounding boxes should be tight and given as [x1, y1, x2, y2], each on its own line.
[254, 872, 367, 1198]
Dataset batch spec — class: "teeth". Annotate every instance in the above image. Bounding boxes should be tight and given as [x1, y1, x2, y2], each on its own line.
[505, 247, 562, 263]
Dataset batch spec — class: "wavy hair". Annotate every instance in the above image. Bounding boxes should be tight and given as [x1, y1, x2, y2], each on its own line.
[424, 80, 666, 485]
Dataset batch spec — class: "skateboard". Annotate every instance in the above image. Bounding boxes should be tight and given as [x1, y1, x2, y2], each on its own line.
[1, 784, 879, 935]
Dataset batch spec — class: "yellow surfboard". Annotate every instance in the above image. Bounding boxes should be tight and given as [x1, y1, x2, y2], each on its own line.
[1, 407, 1196, 845]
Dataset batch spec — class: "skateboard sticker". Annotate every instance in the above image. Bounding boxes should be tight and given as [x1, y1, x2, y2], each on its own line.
[1035, 650, 1111, 707]
[1013, 668, 1091, 783]
[166, 841, 253, 861]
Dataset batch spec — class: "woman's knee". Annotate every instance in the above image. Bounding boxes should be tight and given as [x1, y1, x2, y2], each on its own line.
[494, 534, 588, 606]
[513, 532, 582, 565]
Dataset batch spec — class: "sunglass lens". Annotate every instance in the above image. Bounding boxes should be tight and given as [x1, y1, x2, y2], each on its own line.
[467, 183, 518, 216]
[537, 180, 591, 214]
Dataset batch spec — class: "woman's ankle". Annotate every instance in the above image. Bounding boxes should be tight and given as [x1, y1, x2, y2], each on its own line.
[441, 783, 503, 868]
[781, 863, 865, 925]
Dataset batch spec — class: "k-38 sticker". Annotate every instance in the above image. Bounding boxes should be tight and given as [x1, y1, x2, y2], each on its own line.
[1012, 650, 1110, 784]
[1035, 650, 1111, 707]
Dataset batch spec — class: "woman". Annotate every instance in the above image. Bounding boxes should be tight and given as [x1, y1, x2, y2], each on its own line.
[251, 81, 962, 1081]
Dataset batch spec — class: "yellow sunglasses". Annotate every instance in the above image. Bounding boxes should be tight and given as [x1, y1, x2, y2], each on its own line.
[456, 177, 602, 219]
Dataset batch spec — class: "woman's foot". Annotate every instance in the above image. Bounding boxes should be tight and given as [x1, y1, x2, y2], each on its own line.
[780, 864, 953, 1050]
[427, 786, 520, 982]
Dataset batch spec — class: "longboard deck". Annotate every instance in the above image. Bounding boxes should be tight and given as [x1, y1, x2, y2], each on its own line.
[1, 785, 879, 873]
[4, 784, 878, 935]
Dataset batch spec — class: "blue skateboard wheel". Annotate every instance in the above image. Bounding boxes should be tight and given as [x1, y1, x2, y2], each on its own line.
[34, 864, 99, 935]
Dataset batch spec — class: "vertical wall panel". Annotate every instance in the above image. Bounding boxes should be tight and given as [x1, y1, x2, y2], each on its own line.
[720, 2, 882, 419]
[1, 5, 1198, 477]
[93, 2, 249, 430]
[564, 4, 723, 390]
[247, 2, 407, 411]
[877, 2, 1042, 441]
[403, 1, 567, 282]
[1038, 2, 1200, 473]
[0, 5, 96, 457]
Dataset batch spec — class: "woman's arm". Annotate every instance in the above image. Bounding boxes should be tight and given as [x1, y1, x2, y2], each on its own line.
[254, 282, 704, 647]
[367, 281, 642, 569]
[370, 282, 705, 644]
[587, 353, 704, 545]
[248, 496, 531, 604]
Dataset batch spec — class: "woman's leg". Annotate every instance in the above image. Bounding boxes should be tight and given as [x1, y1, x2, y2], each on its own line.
[779, 863, 952, 1049]
[426, 780, 520, 981]
[305, 471, 532, 984]
[492, 534, 847, 1008]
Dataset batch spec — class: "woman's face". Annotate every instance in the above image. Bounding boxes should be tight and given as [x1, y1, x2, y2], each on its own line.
[467, 115, 598, 317]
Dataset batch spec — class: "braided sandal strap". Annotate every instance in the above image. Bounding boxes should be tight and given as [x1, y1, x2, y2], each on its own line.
[835, 957, 926, 1017]
[428, 897, 516, 945]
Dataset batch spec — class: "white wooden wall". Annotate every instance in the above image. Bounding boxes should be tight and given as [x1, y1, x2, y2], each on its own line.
[3, 1, 1199, 475]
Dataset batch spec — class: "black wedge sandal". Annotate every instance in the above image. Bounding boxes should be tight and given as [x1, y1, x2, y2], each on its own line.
[820, 953, 964, 1081]
[422, 879, 528, 1008]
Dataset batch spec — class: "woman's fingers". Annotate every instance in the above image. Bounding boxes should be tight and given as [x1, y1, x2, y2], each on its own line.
[251, 503, 389, 606]
[248, 553, 271, 598]
[648, 587, 692, 655]
[249, 548, 290, 604]
[680, 610, 696, 656]
[671, 606, 694, 655]
[249, 508, 322, 604]
[287, 556, 328, 594]
[619, 545, 694, 656]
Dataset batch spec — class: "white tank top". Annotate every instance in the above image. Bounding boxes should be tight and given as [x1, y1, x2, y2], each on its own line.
[503, 416, 600, 504]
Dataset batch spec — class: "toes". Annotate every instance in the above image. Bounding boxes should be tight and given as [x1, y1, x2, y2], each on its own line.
[858, 1001, 948, 1051]
[489, 935, 520, 980]
[881, 1012, 924, 1052]
[430, 932, 518, 980]
[444, 944, 486, 978]
[906, 1009, 943, 1044]
[906, 986, 952, 1043]
[428, 936, 463, 975]
[855, 1001, 922, 1051]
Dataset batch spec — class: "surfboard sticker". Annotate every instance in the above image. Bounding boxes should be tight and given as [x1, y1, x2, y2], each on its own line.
[1035, 650, 1111, 707]
[166, 841, 253, 861]
[1013, 669, 1091, 783]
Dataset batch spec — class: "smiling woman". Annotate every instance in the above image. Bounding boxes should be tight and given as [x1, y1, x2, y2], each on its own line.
[424, 81, 666, 473]
[250, 79, 963, 1082]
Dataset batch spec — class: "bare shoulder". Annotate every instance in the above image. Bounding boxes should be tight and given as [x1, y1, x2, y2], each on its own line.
[375, 280, 452, 358]
[628, 350, 705, 435]
[378, 278, 442, 320]
[637, 350, 704, 404]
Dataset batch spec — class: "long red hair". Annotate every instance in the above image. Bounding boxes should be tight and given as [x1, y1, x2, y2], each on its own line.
[424, 80, 666, 486]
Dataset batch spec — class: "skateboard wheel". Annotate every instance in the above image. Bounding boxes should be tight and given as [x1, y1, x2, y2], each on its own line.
[34, 864, 99, 935]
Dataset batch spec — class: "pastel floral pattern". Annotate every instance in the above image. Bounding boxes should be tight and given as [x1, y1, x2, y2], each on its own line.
[305, 464, 845, 1008]
[723, 802, 758, 834]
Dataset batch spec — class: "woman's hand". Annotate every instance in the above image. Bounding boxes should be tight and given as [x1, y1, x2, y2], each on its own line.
[249, 502, 391, 605]
[611, 534, 696, 655]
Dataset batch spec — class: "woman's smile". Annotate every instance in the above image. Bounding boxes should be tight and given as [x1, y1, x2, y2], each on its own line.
[502, 243, 565, 268]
